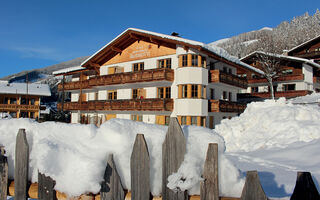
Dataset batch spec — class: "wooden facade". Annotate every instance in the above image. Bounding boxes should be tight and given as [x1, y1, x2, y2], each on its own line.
[0, 94, 41, 119]
[288, 35, 320, 63]
[209, 70, 247, 89]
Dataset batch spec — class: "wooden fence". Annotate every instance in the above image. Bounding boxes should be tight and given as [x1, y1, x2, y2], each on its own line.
[0, 117, 319, 200]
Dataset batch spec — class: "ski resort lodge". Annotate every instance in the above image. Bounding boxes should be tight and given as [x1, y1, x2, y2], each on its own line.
[0, 81, 51, 119]
[54, 28, 261, 128]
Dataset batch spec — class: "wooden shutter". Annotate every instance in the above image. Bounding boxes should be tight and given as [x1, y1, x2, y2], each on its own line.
[198, 85, 202, 99]
[108, 67, 115, 74]
[178, 55, 182, 67]
[106, 114, 116, 121]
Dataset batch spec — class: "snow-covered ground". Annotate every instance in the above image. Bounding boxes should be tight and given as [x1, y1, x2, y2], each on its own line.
[215, 93, 320, 199]
[2, 93, 320, 199]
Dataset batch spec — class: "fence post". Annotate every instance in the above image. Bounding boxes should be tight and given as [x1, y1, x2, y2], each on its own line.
[0, 146, 8, 200]
[162, 117, 187, 200]
[240, 171, 267, 200]
[15, 128, 29, 200]
[290, 172, 320, 200]
[38, 172, 57, 200]
[200, 143, 219, 200]
[131, 134, 150, 200]
[100, 154, 124, 200]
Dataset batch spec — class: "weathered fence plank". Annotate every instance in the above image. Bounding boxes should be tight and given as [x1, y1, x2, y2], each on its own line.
[162, 117, 187, 200]
[0, 146, 8, 199]
[100, 154, 125, 200]
[38, 172, 57, 200]
[131, 134, 150, 200]
[290, 171, 320, 200]
[200, 143, 219, 200]
[15, 128, 29, 200]
[240, 171, 267, 200]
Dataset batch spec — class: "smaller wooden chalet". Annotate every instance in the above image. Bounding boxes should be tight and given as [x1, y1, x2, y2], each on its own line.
[0, 81, 51, 119]
[287, 35, 320, 64]
[240, 51, 320, 100]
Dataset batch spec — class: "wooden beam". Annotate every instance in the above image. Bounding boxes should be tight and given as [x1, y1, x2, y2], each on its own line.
[129, 33, 142, 41]
[111, 46, 122, 53]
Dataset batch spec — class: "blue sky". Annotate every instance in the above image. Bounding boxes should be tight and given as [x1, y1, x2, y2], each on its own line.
[0, 0, 318, 78]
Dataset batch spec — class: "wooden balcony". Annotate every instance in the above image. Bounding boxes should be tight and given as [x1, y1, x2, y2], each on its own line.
[58, 68, 174, 91]
[209, 70, 247, 89]
[294, 51, 320, 59]
[0, 104, 40, 112]
[248, 74, 304, 84]
[58, 98, 174, 111]
[250, 90, 311, 99]
[208, 100, 246, 113]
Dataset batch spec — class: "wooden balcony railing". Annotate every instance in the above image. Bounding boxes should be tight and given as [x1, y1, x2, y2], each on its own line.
[58, 68, 174, 91]
[0, 104, 40, 111]
[208, 100, 246, 113]
[250, 90, 311, 99]
[248, 74, 304, 84]
[294, 51, 320, 58]
[58, 98, 174, 111]
[209, 70, 248, 89]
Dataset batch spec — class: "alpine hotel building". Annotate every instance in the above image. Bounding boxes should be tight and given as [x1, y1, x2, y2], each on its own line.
[55, 28, 262, 128]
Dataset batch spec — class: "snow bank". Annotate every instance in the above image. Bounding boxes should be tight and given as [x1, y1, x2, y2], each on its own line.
[215, 98, 320, 152]
[0, 118, 243, 197]
[289, 92, 320, 104]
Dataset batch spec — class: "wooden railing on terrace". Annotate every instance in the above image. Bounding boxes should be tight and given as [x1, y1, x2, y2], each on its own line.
[0, 104, 39, 111]
[208, 100, 246, 113]
[250, 90, 311, 99]
[248, 74, 304, 84]
[58, 98, 174, 111]
[294, 51, 320, 58]
[209, 70, 248, 89]
[58, 68, 174, 91]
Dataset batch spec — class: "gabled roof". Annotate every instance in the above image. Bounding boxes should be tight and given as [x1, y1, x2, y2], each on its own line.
[241, 51, 320, 69]
[0, 81, 51, 96]
[287, 35, 320, 54]
[53, 66, 86, 76]
[81, 28, 263, 75]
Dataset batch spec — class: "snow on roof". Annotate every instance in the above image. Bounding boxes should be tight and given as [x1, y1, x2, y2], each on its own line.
[241, 51, 320, 69]
[0, 81, 51, 96]
[81, 28, 264, 74]
[52, 66, 86, 75]
[287, 34, 320, 53]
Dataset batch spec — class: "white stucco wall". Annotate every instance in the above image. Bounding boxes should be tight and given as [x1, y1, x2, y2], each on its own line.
[174, 99, 208, 116]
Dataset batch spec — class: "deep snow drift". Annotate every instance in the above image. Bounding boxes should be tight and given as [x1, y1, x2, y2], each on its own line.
[215, 97, 320, 152]
[215, 93, 320, 198]
[0, 118, 243, 197]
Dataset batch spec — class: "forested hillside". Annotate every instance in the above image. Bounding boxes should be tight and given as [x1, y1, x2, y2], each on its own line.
[210, 9, 320, 58]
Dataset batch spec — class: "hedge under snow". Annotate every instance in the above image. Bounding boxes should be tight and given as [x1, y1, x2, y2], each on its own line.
[0, 118, 244, 197]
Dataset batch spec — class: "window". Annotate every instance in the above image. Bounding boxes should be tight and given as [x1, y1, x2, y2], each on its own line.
[30, 112, 35, 119]
[133, 62, 144, 71]
[4, 97, 8, 104]
[165, 116, 170, 125]
[131, 115, 143, 122]
[191, 116, 197, 125]
[228, 68, 232, 74]
[157, 87, 171, 99]
[158, 58, 172, 69]
[201, 56, 206, 68]
[180, 116, 187, 125]
[182, 85, 188, 98]
[200, 117, 206, 127]
[223, 91, 227, 100]
[191, 85, 198, 98]
[251, 87, 258, 93]
[10, 112, 17, 118]
[10, 98, 17, 104]
[182, 55, 188, 67]
[30, 99, 35, 105]
[229, 92, 232, 101]
[108, 91, 117, 100]
[21, 98, 28, 105]
[132, 89, 145, 99]
[95, 92, 99, 100]
[209, 62, 215, 70]
[283, 84, 296, 91]
[223, 67, 228, 72]
[210, 89, 215, 99]
[132, 89, 138, 99]
[282, 69, 293, 75]
[191, 55, 198, 66]
[20, 112, 28, 118]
